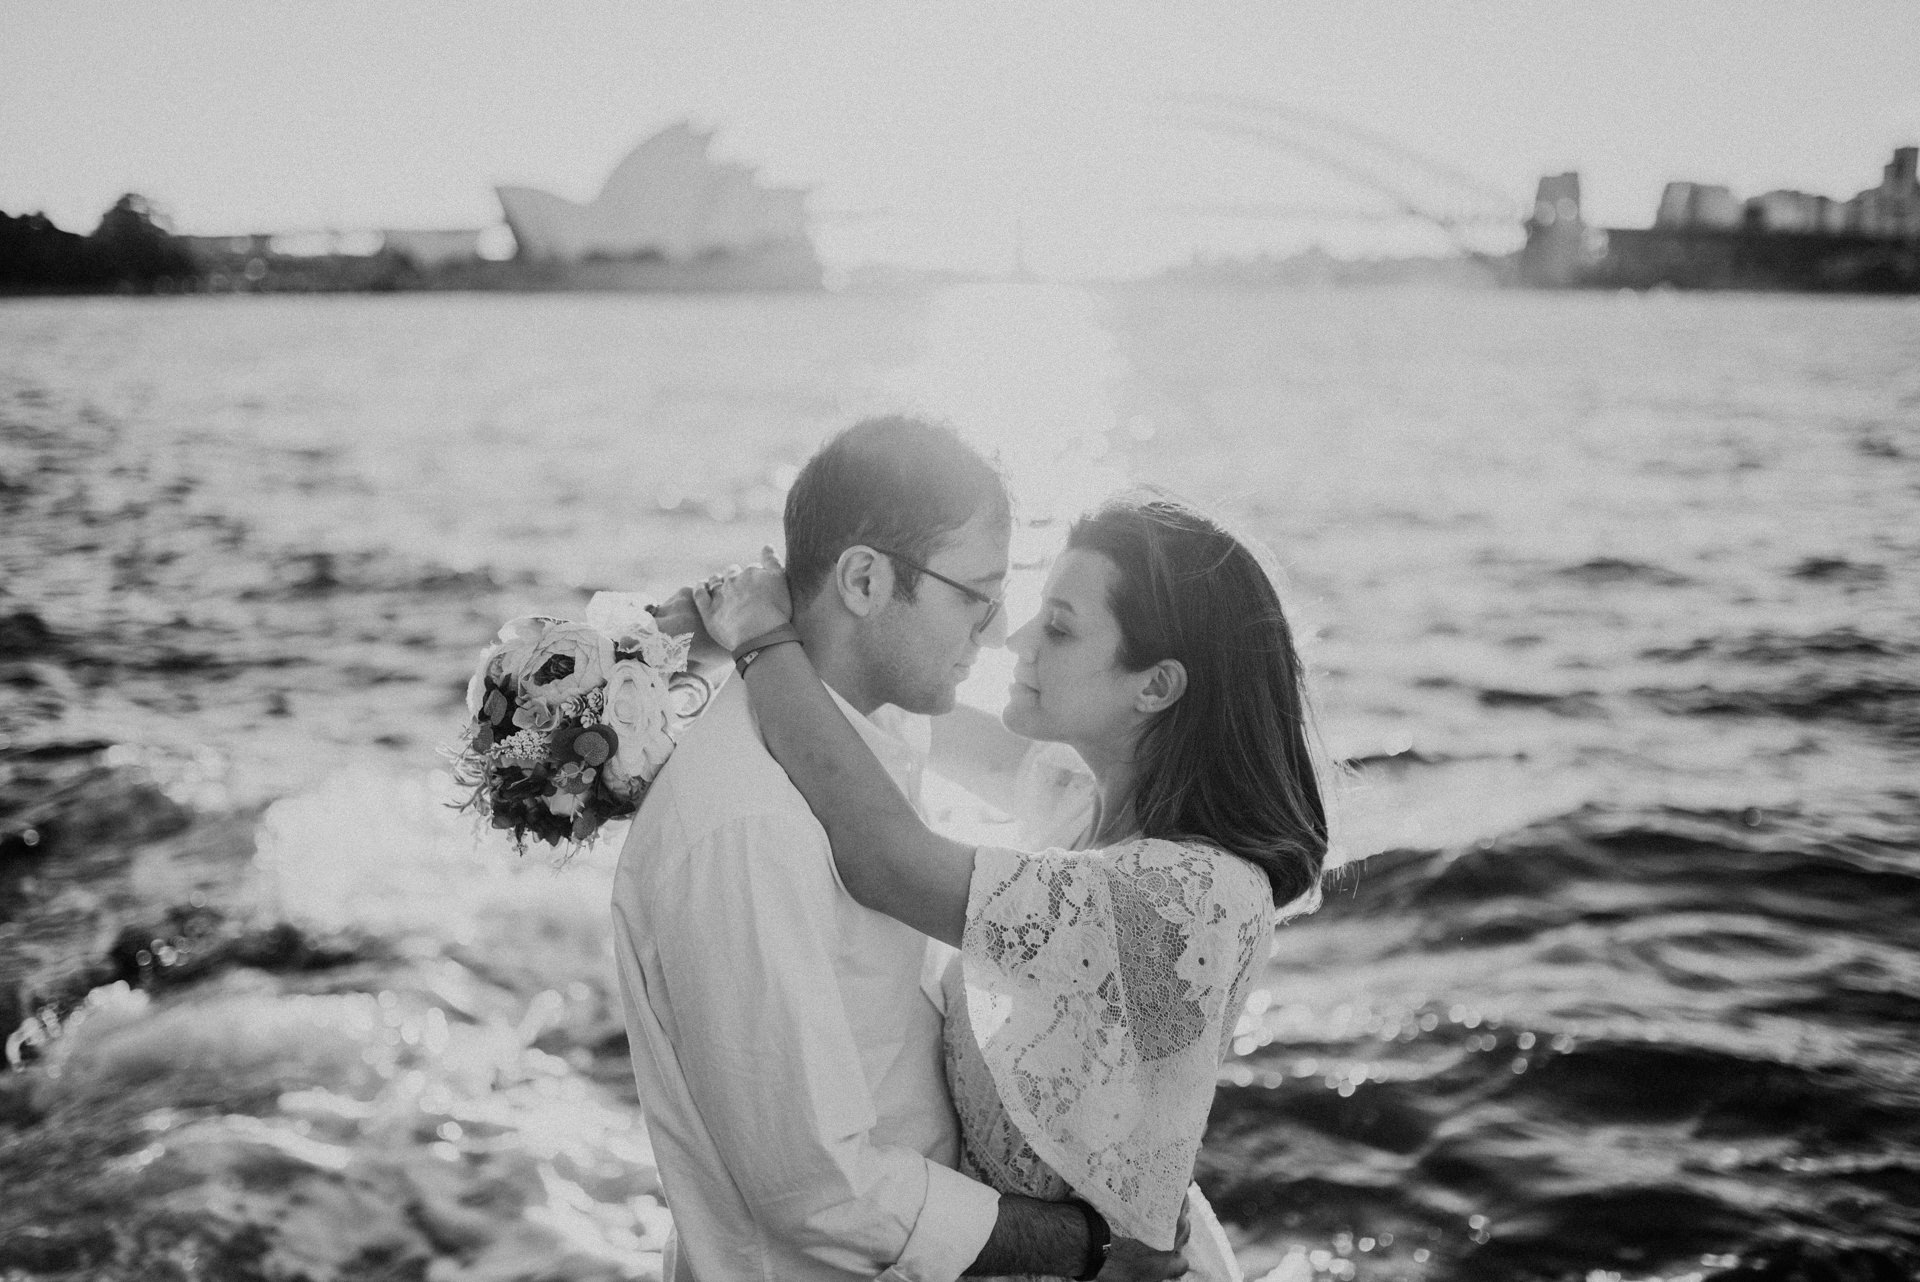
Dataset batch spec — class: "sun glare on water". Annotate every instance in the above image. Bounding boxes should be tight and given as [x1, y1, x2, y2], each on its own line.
[886, 282, 1134, 709]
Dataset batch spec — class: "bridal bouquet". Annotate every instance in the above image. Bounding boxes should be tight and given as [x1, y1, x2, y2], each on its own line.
[448, 592, 709, 853]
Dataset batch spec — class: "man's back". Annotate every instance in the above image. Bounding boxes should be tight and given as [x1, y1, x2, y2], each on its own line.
[612, 678, 995, 1281]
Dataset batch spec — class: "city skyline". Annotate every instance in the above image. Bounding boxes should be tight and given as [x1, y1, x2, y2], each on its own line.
[5, 1, 1919, 278]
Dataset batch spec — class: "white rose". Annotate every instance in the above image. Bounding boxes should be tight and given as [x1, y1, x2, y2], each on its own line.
[494, 616, 556, 676]
[467, 616, 555, 714]
[465, 651, 496, 716]
[633, 625, 690, 672]
[513, 622, 616, 708]
[601, 660, 677, 785]
[586, 591, 655, 642]
[587, 591, 688, 671]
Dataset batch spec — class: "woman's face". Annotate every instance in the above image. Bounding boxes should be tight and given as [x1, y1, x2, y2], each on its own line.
[1002, 548, 1148, 755]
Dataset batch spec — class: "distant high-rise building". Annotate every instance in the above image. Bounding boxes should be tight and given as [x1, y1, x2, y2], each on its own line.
[1691, 186, 1742, 230]
[1655, 182, 1694, 228]
[1522, 148, 1920, 291]
[1519, 173, 1592, 286]
[1848, 146, 1920, 238]
[1655, 182, 1741, 230]
[1749, 190, 1823, 233]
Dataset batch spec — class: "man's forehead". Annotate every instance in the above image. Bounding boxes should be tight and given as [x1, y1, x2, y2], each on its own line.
[931, 513, 1012, 575]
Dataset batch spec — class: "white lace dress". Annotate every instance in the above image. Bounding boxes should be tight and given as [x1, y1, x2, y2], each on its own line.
[937, 744, 1270, 1281]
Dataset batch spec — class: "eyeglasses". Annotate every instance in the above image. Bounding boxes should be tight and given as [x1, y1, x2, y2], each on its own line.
[869, 547, 1004, 635]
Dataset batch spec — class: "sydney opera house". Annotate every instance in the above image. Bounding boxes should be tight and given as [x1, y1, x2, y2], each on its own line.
[494, 122, 822, 289]
[48, 123, 823, 293]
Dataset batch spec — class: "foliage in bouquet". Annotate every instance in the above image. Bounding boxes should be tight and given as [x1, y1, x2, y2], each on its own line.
[448, 593, 706, 854]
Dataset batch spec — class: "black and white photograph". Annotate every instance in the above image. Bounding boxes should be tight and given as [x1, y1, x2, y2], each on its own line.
[3, 4, 1918, 1280]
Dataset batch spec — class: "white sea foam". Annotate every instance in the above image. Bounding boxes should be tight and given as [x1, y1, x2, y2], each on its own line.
[253, 766, 617, 973]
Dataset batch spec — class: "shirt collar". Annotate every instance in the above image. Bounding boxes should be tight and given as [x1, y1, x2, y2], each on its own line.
[824, 684, 928, 805]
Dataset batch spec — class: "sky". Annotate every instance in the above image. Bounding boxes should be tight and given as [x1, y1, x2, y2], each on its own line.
[5, 1, 1919, 279]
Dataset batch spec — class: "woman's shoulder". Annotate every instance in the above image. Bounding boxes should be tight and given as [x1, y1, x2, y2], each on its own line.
[1011, 740, 1098, 849]
[1112, 834, 1257, 874]
[973, 836, 1269, 918]
[1109, 837, 1272, 914]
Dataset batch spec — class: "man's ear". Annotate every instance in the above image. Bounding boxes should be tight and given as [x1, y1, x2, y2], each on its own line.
[1135, 659, 1187, 714]
[832, 545, 893, 618]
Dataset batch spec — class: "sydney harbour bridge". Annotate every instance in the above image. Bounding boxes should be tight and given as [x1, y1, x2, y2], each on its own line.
[1153, 93, 1524, 257]
[817, 93, 1527, 266]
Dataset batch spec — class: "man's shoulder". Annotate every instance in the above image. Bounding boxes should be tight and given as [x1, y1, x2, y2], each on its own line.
[624, 681, 818, 851]
[651, 680, 776, 787]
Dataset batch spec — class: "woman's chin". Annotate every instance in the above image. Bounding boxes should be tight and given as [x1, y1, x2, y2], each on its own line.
[999, 691, 1040, 739]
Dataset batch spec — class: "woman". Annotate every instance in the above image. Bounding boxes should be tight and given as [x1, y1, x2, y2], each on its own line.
[697, 490, 1327, 1281]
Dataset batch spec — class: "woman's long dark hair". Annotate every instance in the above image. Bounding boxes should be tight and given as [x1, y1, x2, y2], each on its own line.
[1067, 489, 1327, 907]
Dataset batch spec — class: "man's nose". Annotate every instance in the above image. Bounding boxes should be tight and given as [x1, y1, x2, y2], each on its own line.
[977, 604, 1009, 649]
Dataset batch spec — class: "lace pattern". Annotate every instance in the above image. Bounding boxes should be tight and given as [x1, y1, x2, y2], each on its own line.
[944, 963, 1073, 1282]
[960, 838, 1274, 1248]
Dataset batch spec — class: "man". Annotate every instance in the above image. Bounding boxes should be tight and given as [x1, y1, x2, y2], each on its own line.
[614, 417, 1183, 1281]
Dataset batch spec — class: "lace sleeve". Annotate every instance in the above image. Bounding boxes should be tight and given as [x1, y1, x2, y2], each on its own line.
[959, 838, 1274, 1248]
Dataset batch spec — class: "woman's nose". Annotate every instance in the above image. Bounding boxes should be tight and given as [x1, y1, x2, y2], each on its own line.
[1006, 614, 1037, 659]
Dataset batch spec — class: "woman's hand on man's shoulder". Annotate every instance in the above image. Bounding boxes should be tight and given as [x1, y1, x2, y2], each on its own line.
[694, 547, 792, 652]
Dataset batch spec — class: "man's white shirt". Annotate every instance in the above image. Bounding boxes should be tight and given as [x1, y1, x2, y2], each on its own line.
[612, 677, 1000, 1282]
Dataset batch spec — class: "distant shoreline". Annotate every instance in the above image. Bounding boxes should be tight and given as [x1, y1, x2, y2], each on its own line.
[1, 251, 1524, 298]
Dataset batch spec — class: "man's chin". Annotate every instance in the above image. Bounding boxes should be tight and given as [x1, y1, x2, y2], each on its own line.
[891, 685, 959, 717]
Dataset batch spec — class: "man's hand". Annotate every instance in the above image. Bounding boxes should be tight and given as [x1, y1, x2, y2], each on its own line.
[1099, 1235, 1189, 1281]
[695, 547, 792, 653]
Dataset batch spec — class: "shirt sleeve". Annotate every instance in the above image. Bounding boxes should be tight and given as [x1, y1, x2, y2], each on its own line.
[651, 811, 1000, 1281]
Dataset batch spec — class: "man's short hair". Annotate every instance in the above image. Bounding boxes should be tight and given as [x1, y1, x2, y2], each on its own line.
[784, 415, 1010, 605]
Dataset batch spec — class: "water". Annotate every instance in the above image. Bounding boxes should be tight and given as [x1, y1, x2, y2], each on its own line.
[1, 287, 1916, 1280]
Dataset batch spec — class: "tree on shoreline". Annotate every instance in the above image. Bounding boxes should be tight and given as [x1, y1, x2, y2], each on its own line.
[0, 193, 199, 293]
[91, 194, 198, 288]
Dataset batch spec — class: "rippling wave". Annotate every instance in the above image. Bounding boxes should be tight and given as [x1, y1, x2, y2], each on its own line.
[1207, 801, 1920, 1278]
[3, 288, 1917, 1280]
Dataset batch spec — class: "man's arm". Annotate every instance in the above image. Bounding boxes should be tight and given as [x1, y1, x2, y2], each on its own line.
[969, 1195, 1088, 1277]
[970, 1198, 1189, 1281]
